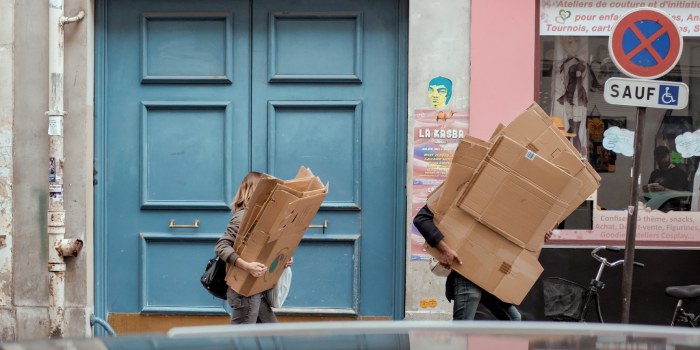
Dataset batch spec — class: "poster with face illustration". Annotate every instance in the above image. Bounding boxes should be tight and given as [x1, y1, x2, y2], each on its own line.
[428, 76, 453, 109]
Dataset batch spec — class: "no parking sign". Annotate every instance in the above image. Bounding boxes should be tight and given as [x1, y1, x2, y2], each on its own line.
[608, 7, 683, 80]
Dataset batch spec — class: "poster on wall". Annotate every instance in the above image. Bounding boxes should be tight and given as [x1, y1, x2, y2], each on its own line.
[410, 109, 468, 261]
[540, 1, 700, 37]
[554, 209, 700, 247]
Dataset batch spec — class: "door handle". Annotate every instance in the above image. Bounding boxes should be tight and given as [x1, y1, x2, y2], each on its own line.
[169, 219, 200, 229]
[308, 220, 328, 234]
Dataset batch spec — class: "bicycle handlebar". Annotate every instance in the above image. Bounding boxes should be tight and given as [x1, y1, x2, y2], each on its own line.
[591, 246, 644, 268]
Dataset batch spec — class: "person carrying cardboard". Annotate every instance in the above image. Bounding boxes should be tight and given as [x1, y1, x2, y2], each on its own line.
[215, 171, 292, 324]
[414, 205, 552, 320]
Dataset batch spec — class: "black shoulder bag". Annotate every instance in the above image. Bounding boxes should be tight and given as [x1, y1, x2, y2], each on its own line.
[200, 256, 228, 300]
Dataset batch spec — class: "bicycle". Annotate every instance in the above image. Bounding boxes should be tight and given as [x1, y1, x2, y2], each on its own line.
[543, 246, 644, 323]
[665, 284, 700, 327]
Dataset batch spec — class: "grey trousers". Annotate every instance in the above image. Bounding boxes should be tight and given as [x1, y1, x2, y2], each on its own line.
[227, 287, 278, 324]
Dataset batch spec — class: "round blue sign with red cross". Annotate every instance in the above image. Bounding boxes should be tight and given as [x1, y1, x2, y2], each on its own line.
[608, 7, 683, 80]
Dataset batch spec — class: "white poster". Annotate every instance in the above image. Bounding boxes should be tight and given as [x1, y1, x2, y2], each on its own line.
[540, 1, 700, 36]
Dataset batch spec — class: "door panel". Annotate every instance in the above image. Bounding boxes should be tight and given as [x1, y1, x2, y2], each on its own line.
[252, 0, 399, 316]
[267, 102, 361, 208]
[104, 0, 250, 314]
[100, 0, 401, 319]
[140, 234, 222, 313]
[141, 102, 232, 209]
[141, 13, 233, 83]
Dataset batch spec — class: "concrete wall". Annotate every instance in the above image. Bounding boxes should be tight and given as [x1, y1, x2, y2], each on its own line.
[0, 0, 16, 341]
[404, 0, 471, 320]
[3, 0, 94, 340]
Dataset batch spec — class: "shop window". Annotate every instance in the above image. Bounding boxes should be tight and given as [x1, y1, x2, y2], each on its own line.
[539, 3, 700, 246]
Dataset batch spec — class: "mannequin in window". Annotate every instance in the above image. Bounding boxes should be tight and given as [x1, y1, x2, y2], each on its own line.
[551, 36, 589, 155]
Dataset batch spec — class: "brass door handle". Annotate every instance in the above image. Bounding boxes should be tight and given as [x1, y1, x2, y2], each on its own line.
[169, 219, 200, 229]
[308, 220, 328, 233]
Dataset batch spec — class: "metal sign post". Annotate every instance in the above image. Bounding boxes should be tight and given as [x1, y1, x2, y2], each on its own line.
[620, 106, 644, 324]
[607, 7, 685, 323]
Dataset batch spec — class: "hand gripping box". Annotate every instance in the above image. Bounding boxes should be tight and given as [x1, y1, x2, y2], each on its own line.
[227, 166, 328, 297]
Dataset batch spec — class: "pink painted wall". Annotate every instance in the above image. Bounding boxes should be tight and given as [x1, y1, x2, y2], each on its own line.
[469, 1, 537, 140]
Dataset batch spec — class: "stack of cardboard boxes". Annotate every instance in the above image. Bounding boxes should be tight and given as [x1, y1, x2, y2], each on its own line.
[226, 166, 328, 297]
[426, 103, 601, 304]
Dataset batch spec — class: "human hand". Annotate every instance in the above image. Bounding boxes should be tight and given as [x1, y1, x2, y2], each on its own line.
[436, 240, 462, 268]
[284, 257, 293, 268]
[244, 261, 267, 278]
[648, 183, 665, 192]
[544, 231, 553, 243]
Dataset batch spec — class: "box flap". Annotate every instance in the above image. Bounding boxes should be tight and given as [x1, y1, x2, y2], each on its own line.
[486, 135, 582, 203]
[237, 176, 282, 243]
[500, 103, 601, 219]
[432, 136, 491, 217]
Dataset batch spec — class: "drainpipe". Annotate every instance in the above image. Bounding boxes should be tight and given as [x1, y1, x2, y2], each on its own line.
[48, 0, 84, 338]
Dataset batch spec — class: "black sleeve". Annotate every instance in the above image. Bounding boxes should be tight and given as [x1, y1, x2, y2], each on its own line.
[413, 205, 444, 248]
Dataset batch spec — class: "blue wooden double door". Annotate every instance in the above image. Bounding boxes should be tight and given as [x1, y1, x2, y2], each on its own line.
[98, 0, 405, 322]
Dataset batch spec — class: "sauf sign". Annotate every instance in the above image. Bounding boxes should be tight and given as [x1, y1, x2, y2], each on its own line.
[604, 77, 688, 110]
[604, 7, 689, 109]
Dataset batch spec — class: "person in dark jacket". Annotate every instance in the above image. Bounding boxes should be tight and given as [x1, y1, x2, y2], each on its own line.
[645, 145, 689, 192]
[414, 204, 551, 320]
[643, 146, 690, 212]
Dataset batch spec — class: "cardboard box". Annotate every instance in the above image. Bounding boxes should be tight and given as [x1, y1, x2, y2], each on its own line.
[419, 102, 600, 304]
[428, 136, 492, 220]
[227, 167, 328, 296]
[425, 206, 543, 305]
[499, 103, 601, 218]
[457, 135, 582, 251]
[235, 174, 281, 252]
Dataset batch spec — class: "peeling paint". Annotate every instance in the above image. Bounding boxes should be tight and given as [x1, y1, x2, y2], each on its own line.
[0, 233, 9, 306]
[0, 90, 11, 311]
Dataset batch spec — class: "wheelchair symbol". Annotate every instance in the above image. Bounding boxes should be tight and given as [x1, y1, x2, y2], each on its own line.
[661, 87, 676, 104]
[659, 86, 678, 105]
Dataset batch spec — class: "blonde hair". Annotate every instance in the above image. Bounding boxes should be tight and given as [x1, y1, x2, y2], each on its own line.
[232, 172, 263, 212]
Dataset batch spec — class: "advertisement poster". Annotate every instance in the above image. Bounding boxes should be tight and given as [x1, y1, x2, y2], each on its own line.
[540, 1, 700, 36]
[410, 109, 468, 261]
[553, 209, 700, 247]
